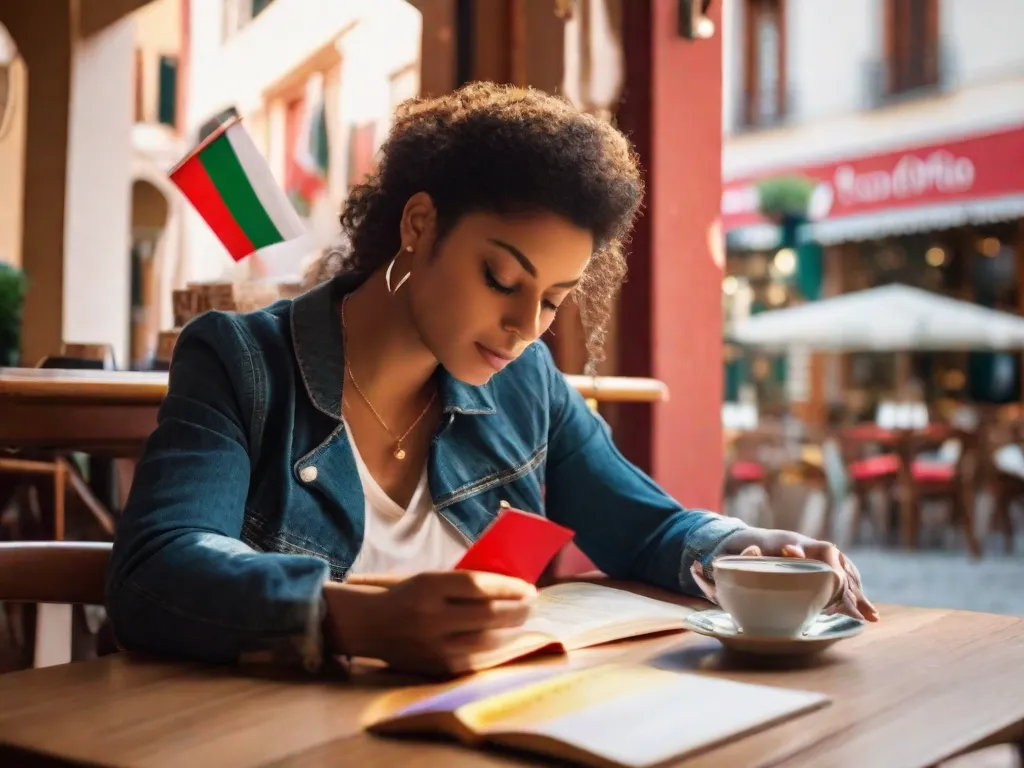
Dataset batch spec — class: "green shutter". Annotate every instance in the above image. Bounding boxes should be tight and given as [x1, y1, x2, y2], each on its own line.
[252, 0, 275, 17]
[158, 56, 177, 127]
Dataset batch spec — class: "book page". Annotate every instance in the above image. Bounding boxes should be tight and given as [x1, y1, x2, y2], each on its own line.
[522, 582, 694, 648]
[483, 665, 829, 768]
[367, 664, 828, 768]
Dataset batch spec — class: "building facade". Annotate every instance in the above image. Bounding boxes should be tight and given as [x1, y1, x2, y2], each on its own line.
[182, 0, 421, 284]
[720, 0, 1024, 417]
[0, 0, 187, 368]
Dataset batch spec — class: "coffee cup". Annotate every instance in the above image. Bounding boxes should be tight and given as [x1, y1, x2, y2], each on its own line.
[711, 556, 842, 637]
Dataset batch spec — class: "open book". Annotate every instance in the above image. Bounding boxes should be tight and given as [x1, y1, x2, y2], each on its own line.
[452, 581, 697, 672]
[363, 663, 829, 768]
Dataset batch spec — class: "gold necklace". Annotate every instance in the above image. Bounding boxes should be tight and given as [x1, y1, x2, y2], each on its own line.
[340, 295, 437, 460]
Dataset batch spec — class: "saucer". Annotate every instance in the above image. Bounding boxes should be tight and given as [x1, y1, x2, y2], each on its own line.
[683, 609, 866, 657]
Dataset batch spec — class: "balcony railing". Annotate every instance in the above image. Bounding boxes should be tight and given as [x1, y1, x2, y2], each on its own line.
[731, 85, 796, 133]
[862, 41, 957, 110]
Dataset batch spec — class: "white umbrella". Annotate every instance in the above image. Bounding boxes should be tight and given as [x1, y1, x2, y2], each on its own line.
[730, 284, 1024, 352]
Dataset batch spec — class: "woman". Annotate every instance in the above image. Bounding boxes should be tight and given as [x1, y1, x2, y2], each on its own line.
[107, 83, 876, 675]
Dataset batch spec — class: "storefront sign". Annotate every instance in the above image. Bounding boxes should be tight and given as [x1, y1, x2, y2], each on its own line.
[722, 126, 1024, 231]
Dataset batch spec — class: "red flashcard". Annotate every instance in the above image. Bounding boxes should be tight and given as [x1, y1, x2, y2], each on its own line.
[455, 508, 575, 584]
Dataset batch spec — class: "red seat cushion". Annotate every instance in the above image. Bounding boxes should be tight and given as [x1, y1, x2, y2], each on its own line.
[849, 453, 901, 480]
[912, 462, 956, 483]
[730, 461, 766, 481]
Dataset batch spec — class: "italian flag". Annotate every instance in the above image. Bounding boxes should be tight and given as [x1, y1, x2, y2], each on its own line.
[169, 117, 308, 262]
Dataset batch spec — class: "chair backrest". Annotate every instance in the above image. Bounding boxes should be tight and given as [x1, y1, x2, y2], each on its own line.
[61, 343, 116, 370]
[0, 542, 110, 604]
[821, 437, 850, 502]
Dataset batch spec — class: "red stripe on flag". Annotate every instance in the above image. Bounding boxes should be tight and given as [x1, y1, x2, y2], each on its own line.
[171, 155, 255, 261]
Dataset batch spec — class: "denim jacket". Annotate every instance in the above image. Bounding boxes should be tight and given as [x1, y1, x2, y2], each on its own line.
[106, 275, 745, 669]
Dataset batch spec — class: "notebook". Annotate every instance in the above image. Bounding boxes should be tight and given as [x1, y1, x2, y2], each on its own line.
[362, 662, 830, 768]
[441, 581, 697, 673]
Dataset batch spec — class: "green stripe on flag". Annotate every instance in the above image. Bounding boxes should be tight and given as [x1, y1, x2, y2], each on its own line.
[199, 134, 284, 250]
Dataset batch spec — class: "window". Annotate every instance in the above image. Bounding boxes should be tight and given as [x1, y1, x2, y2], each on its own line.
[251, 0, 276, 17]
[885, 0, 939, 94]
[223, 0, 277, 39]
[742, 0, 786, 128]
[157, 55, 178, 127]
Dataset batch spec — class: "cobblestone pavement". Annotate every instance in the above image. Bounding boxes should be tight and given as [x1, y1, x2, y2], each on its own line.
[846, 542, 1024, 616]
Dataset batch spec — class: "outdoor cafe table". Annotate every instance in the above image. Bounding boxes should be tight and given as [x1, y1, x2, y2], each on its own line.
[0, 368, 668, 454]
[0, 588, 1022, 768]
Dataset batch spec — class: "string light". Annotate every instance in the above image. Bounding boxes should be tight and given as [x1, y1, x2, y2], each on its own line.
[773, 248, 797, 276]
[925, 246, 946, 267]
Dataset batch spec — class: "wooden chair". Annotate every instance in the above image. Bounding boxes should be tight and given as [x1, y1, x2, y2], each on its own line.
[906, 428, 981, 557]
[0, 541, 111, 671]
[0, 541, 109, 604]
[834, 425, 903, 546]
[0, 349, 118, 540]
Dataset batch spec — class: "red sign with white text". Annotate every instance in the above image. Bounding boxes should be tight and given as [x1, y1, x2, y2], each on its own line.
[722, 126, 1024, 231]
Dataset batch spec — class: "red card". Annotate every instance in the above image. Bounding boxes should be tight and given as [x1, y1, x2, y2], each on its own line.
[455, 508, 575, 584]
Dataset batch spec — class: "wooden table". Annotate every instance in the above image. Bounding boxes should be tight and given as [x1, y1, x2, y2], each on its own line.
[0, 368, 669, 453]
[0, 369, 167, 454]
[1, 602, 1022, 768]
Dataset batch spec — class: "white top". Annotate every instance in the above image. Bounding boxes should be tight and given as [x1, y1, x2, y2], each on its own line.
[344, 419, 469, 577]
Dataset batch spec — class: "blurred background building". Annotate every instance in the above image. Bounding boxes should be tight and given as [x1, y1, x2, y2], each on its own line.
[184, 0, 422, 285]
[0, 0, 190, 369]
[720, 0, 1024, 425]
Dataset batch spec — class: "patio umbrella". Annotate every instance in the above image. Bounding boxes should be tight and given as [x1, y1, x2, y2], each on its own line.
[730, 284, 1024, 353]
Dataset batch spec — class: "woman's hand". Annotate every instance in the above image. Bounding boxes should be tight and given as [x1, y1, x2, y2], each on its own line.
[691, 527, 879, 623]
[323, 571, 536, 675]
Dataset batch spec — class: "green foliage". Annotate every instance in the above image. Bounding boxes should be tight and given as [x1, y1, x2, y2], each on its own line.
[756, 175, 816, 220]
[0, 262, 27, 366]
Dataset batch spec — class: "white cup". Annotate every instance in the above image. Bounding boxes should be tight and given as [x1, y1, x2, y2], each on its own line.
[712, 556, 842, 637]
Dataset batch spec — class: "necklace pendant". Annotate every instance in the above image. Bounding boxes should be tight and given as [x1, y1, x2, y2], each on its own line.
[394, 446, 407, 460]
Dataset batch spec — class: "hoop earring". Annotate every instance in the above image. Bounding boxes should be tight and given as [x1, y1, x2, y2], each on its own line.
[385, 245, 414, 294]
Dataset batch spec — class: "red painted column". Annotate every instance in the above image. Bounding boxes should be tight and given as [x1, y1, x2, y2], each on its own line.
[617, 0, 724, 512]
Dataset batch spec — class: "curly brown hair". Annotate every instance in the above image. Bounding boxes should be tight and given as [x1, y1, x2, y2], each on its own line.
[314, 81, 644, 371]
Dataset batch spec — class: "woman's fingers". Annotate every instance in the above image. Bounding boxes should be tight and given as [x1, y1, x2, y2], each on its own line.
[440, 598, 533, 634]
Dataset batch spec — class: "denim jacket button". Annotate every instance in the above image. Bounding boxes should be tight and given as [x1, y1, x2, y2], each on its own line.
[299, 466, 318, 483]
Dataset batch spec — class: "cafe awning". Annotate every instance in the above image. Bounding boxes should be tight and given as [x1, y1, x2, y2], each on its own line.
[722, 126, 1024, 246]
[807, 193, 1024, 245]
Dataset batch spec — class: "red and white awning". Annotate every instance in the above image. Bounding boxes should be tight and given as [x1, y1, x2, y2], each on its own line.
[722, 126, 1024, 245]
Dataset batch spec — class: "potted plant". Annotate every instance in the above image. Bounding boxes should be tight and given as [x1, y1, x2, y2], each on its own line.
[0, 262, 27, 366]
[755, 175, 816, 222]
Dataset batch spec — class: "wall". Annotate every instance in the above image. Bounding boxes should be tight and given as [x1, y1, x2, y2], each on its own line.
[721, 0, 741, 133]
[63, 18, 135, 364]
[943, 0, 1024, 87]
[187, 0, 413, 130]
[335, 6, 421, 194]
[0, 55, 26, 266]
[133, 0, 181, 124]
[722, 0, 1024, 179]
[784, 0, 879, 123]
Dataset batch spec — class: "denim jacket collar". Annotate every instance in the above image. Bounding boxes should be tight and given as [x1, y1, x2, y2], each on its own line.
[288, 274, 496, 421]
